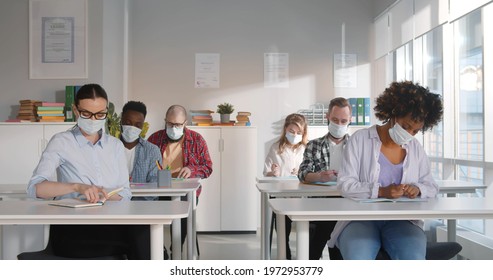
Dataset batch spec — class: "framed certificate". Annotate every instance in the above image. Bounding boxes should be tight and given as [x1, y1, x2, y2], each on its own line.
[29, 0, 87, 79]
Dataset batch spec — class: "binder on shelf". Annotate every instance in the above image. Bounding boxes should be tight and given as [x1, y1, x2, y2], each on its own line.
[364, 97, 371, 125]
[356, 98, 365, 125]
[65, 86, 75, 122]
[348, 98, 357, 124]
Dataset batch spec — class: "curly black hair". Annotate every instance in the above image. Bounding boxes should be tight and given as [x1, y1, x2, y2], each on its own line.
[122, 101, 147, 118]
[374, 81, 443, 132]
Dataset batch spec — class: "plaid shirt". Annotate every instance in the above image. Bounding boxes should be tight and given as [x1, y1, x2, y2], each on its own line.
[129, 137, 162, 184]
[148, 128, 213, 196]
[129, 137, 162, 201]
[297, 133, 349, 182]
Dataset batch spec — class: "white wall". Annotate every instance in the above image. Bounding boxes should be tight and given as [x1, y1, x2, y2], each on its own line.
[128, 0, 374, 176]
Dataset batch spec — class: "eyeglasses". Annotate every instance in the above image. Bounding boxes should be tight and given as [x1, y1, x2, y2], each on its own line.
[165, 120, 186, 128]
[77, 107, 109, 120]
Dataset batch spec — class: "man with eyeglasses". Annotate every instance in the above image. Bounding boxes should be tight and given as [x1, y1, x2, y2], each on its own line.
[148, 104, 213, 251]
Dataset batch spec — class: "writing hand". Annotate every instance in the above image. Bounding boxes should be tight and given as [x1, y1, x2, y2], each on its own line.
[271, 163, 280, 177]
[76, 184, 106, 203]
[177, 167, 192, 179]
[403, 184, 420, 199]
[319, 170, 338, 182]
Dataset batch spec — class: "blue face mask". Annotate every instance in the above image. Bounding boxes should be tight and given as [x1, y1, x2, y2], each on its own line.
[121, 125, 142, 143]
[166, 126, 184, 140]
[77, 117, 106, 135]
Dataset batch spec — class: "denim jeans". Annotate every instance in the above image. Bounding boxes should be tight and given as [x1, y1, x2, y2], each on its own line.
[337, 220, 426, 260]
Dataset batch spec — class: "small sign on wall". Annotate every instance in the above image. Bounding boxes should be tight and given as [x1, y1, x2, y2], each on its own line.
[195, 53, 220, 88]
[264, 53, 289, 88]
[334, 53, 357, 88]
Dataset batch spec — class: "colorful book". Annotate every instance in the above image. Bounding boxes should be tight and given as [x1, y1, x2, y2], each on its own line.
[37, 113, 64, 117]
[38, 102, 65, 107]
[37, 106, 65, 111]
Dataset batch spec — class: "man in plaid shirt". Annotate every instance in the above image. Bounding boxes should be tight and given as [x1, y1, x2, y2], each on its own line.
[298, 97, 351, 260]
[148, 104, 212, 252]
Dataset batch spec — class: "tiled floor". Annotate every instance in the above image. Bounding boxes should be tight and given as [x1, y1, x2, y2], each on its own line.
[195, 232, 331, 260]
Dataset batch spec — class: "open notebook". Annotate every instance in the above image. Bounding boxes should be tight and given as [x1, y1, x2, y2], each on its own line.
[49, 187, 124, 208]
[350, 197, 428, 203]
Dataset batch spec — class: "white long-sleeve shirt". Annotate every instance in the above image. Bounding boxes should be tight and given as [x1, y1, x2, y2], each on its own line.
[327, 125, 438, 248]
[263, 142, 305, 177]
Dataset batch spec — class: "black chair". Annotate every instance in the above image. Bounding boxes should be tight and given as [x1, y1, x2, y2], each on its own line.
[17, 226, 127, 260]
[329, 242, 462, 260]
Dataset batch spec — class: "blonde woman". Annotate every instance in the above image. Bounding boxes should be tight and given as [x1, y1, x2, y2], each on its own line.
[264, 113, 308, 177]
[263, 113, 307, 259]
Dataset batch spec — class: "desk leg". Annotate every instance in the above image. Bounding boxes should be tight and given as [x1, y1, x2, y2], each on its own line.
[296, 221, 309, 260]
[44, 225, 49, 247]
[0, 225, 3, 260]
[276, 214, 286, 260]
[172, 196, 182, 260]
[261, 192, 271, 260]
[447, 193, 457, 242]
[150, 224, 164, 260]
[187, 191, 194, 260]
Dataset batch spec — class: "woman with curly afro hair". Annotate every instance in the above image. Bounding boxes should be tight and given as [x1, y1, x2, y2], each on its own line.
[327, 81, 443, 260]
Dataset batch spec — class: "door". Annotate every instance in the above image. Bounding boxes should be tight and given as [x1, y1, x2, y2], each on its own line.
[220, 127, 258, 231]
[188, 127, 221, 231]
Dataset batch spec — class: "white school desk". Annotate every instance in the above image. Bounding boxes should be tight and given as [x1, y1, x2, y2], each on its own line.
[270, 197, 493, 260]
[0, 200, 189, 260]
[256, 179, 487, 260]
[436, 180, 487, 242]
[256, 180, 340, 260]
[130, 178, 201, 260]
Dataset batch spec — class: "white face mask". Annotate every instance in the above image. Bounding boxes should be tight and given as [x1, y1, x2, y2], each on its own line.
[166, 126, 184, 140]
[328, 122, 348, 139]
[388, 120, 414, 146]
[77, 117, 106, 135]
[121, 125, 142, 143]
[285, 132, 303, 145]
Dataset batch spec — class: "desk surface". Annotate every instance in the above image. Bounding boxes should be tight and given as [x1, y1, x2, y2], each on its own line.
[256, 179, 486, 196]
[256, 181, 340, 196]
[0, 200, 189, 224]
[269, 197, 493, 221]
[130, 180, 201, 195]
[0, 179, 202, 196]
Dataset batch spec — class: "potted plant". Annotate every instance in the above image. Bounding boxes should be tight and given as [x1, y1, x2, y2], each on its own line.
[217, 102, 234, 123]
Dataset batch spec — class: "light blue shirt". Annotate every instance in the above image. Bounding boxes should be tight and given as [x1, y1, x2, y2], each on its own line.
[327, 125, 438, 248]
[27, 126, 131, 201]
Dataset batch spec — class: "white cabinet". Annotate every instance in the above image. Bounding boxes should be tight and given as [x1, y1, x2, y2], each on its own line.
[0, 122, 75, 260]
[189, 126, 258, 232]
[0, 122, 75, 184]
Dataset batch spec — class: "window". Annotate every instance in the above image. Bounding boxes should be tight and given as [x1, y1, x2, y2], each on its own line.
[454, 10, 484, 233]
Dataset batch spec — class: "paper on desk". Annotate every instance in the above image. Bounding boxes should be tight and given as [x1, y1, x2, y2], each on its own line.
[308, 181, 338, 186]
[350, 197, 428, 203]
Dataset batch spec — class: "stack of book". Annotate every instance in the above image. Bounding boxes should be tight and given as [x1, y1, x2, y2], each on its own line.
[36, 102, 65, 122]
[235, 111, 251, 126]
[16, 100, 39, 122]
[190, 110, 214, 126]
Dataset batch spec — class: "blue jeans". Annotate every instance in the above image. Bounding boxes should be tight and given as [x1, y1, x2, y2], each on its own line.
[337, 220, 426, 260]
